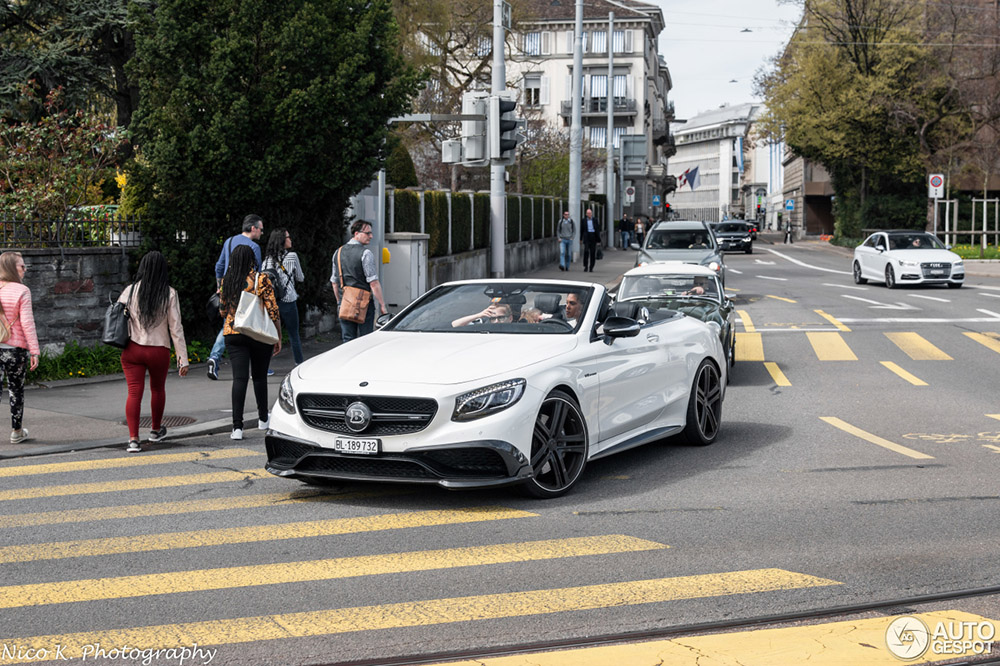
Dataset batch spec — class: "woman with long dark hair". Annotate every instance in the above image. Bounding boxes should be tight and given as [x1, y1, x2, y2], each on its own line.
[0, 252, 40, 444]
[262, 228, 305, 365]
[220, 244, 281, 440]
[118, 251, 189, 453]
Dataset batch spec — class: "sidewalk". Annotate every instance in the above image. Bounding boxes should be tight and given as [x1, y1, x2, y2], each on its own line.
[0, 248, 637, 460]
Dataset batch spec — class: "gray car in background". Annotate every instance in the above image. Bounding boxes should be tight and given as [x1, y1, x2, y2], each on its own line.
[631, 220, 726, 285]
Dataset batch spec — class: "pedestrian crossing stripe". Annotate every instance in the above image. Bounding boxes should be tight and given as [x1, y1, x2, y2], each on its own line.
[807, 332, 857, 361]
[884, 332, 952, 360]
[763, 362, 790, 386]
[0, 448, 262, 478]
[0, 569, 840, 663]
[735, 333, 764, 362]
[820, 417, 933, 460]
[879, 362, 928, 386]
[965, 331, 1000, 354]
[814, 310, 850, 332]
[0, 507, 537, 564]
[426, 610, 998, 666]
[0, 469, 269, 503]
[737, 310, 756, 333]
[0, 536, 667, 609]
[0, 489, 411, 529]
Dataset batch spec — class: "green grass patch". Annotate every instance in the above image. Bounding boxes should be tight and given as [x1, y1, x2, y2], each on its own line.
[32, 339, 211, 383]
[948, 244, 1000, 260]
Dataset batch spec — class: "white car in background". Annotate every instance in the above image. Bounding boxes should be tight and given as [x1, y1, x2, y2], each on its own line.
[265, 279, 726, 498]
[853, 231, 965, 288]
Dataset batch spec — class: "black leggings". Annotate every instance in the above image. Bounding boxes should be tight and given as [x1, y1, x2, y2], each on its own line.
[0, 347, 28, 430]
[224, 334, 272, 430]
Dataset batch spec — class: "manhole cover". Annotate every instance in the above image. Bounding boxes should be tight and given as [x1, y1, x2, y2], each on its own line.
[123, 415, 198, 428]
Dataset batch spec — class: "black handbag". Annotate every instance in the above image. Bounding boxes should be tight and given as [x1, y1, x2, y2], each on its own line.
[596, 246, 604, 261]
[206, 291, 222, 322]
[102, 285, 134, 349]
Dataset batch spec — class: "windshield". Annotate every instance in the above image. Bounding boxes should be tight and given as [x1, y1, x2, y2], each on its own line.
[715, 222, 749, 233]
[618, 274, 721, 302]
[646, 229, 715, 250]
[383, 283, 594, 333]
[888, 233, 946, 250]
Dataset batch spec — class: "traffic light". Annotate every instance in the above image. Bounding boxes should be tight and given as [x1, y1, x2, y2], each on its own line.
[488, 92, 524, 163]
[461, 91, 489, 167]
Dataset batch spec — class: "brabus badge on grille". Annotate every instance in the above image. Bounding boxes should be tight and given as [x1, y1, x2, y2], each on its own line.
[345, 401, 372, 433]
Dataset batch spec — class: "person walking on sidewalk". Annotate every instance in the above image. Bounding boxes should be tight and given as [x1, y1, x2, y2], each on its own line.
[557, 211, 575, 271]
[620, 214, 632, 250]
[220, 245, 281, 441]
[331, 220, 388, 342]
[0, 252, 40, 444]
[580, 208, 600, 272]
[207, 214, 264, 380]
[118, 251, 189, 453]
[262, 228, 305, 365]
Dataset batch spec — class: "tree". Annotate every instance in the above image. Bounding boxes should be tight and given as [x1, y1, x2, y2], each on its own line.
[128, 0, 422, 330]
[386, 136, 419, 188]
[0, 0, 141, 127]
[0, 84, 122, 218]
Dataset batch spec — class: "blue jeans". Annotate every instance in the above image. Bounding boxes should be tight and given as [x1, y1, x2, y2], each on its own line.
[339, 302, 375, 343]
[620, 231, 630, 249]
[209, 328, 225, 362]
[279, 300, 304, 364]
[559, 238, 573, 269]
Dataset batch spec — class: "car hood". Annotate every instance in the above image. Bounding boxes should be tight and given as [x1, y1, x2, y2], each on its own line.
[640, 249, 717, 263]
[889, 249, 961, 263]
[715, 231, 750, 239]
[297, 332, 578, 386]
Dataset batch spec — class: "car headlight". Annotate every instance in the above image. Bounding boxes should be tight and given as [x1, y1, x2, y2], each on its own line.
[743, 236, 752, 242]
[953, 261, 964, 268]
[897, 259, 918, 267]
[706, 261, 722, 273]
[452, 379, 526, 422]
[278, 373, 296, 414]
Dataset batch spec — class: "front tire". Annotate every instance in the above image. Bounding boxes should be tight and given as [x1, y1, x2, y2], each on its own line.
[745, 245, 753, 254]
[681, 360, 723, 446]
[885, 264, 897, 289]
[522, 390, 588, 498]
[853, 261, 867, 284]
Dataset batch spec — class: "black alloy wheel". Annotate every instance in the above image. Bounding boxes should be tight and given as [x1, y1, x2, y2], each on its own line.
[681, 360, 723, 446]
[885, 264, 897, 289]
[853, 261, 867, 284]
[523, 390, 588, 498]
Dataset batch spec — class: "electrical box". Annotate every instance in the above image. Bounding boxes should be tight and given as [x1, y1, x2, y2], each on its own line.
[381, 232, 430, 311]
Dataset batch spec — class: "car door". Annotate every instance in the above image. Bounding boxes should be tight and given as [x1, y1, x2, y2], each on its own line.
[857, 233, 882, 279]
[870, 233, 891, 279]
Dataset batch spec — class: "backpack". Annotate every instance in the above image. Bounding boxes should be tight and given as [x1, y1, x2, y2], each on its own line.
[0, 283, 12, 344]
[261, 257, 289, 301]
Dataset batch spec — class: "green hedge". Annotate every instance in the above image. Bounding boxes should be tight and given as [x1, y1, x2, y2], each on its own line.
[451, 193, 472, 253]
[394, 190, 420, 232]
[473, 193, 490, 249]
[533, 197, 544, 239]
[424, 191, 449, 257]
[506, 194, 519, 244]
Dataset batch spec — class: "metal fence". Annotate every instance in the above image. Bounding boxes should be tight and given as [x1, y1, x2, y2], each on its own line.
[0, 217, 142, 249]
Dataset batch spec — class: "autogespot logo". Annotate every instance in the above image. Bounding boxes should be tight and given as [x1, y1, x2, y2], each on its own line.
[886, 616, 931, 660]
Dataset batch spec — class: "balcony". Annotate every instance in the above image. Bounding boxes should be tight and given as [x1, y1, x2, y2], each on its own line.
[560, 98, 638, 118]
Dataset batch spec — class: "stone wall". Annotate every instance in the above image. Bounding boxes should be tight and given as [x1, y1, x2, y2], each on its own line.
[14, 248, 130, 354]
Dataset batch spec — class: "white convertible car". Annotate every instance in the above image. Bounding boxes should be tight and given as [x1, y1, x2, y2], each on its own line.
[853, 230, 965, 288]
[265, 279, 726, 498]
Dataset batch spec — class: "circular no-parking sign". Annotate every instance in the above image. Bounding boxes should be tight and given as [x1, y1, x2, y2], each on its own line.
[929, 174, 943, 188]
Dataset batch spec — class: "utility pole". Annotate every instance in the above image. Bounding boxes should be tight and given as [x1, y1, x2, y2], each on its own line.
[605, 11, 615, 247]
[569, 0, 583, 260]
[490, 0, 508, 278]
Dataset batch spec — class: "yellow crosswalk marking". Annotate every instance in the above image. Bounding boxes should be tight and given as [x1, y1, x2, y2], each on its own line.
[737, 310, 756, 332]
[0, 536, 666, 609]
[884, 332, 952, 360]
[0, 569, 840, 662]
[987, 414, 1000, 422]
[0, 507, 536, 563]
[807, 332, 857, 361]
[763, 362, 790, 386]
[735, 332, 764, 361]
[766, 295, 796, 303]
[879, 361, 928, 386]
[428, 610, 997, 666]
[814, 310, 850, 332]
[0, 448, 261, 478]
[0, 469, 268, 503]
[965, 331, 1000, 354]
[820, 417, 934, 460]
[0, 489, 408, 529]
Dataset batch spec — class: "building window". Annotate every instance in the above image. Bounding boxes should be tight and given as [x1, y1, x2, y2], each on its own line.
[522, 32, 541, 56]
[732, 172, 740, 185]
[524, 74, 543, 107]
[590, 75, 608, 99]
[475, 35, 491, 57]
[732, 189, 740, 203]
[590, 126, 607, 148]
[613, 75, 627, 101]
[613, 126, 627, 148]
[612, 30, 629, 53]
[591, 31, 607, 54]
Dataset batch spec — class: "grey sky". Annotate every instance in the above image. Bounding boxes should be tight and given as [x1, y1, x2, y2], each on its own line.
[650, 1, 804, 121]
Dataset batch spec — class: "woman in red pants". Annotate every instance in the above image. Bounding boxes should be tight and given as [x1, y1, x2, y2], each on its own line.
[118, 251, 189, 452]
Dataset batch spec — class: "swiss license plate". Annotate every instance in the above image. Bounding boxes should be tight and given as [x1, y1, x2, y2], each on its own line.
[931, 270, 945, 275]
[334, 437, 380, 455]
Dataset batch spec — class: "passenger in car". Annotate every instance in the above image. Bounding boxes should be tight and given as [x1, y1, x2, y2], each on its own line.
[519, 307, 543, 323]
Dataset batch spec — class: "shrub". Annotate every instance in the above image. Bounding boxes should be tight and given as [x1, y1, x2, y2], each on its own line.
[451, 193, 472, 253]
[424, 191, 449, 257]
[473, 193, 490, 249]
[394, 190, 421, 232]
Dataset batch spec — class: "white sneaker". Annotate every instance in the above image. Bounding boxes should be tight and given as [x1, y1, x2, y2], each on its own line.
[258, 418, 269, 431]
[10, 428, 29, 444]
[230, 428, 243, 440]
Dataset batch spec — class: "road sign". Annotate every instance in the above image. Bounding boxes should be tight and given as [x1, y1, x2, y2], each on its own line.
[929, 173, 944, 199]
[651, 195, 661, 207]
[624, 186, 635, 205]
[785, 199, 795, 211]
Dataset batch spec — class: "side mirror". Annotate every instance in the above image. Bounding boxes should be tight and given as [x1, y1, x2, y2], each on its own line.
[603, 315, 640, 340]
[629, 242, 641, 251]
[375, 312, 394, 329]
[876, 245, 886, 252]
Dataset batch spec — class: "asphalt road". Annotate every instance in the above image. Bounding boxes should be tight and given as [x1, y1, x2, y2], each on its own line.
[2, 243, 999, 665]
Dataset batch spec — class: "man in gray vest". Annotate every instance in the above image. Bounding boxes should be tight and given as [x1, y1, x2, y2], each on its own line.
[331, 220, 388, 342]
[557, 210, 575, 271]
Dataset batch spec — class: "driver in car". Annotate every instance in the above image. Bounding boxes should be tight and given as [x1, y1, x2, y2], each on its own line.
[564, 293, 582, 326]
[452, 302, 514, 327]
[683, 276, 709, 295]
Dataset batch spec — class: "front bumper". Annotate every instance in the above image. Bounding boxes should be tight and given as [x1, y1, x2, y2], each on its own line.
[264, 432, 532, 490]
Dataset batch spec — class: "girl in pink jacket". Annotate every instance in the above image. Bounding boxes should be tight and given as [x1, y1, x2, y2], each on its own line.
[0, 252, 41, 444]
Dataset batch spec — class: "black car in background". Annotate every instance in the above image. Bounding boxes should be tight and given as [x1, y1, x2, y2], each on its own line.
[713, 221, 754, 254]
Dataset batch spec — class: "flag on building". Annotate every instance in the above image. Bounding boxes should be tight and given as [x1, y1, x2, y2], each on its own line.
[676, 166, 701, 191]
